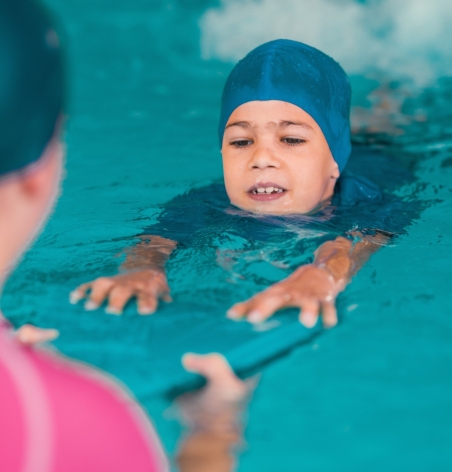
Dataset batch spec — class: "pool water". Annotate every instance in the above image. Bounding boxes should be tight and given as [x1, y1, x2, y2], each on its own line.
[3, 0, 452, 470]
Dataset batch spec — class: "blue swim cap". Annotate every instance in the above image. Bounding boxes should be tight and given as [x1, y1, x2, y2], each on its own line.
[0, 0, 65, 178]
[219, 39, 352, 173]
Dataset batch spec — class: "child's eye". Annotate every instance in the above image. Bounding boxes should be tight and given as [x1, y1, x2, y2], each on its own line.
[230, 139, 253, 148]
[281, 137, 306, 146]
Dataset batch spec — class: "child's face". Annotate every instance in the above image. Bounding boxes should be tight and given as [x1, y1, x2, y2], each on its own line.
[221, 100, 340, 215]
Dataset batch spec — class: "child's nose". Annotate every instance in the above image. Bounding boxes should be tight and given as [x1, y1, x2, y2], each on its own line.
[249, 144, 280, 170]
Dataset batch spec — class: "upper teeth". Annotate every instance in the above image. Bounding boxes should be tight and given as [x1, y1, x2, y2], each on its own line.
[254, 187, 283, 194]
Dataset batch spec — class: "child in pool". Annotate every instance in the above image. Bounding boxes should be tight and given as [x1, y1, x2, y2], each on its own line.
[72, 39, 406, 327]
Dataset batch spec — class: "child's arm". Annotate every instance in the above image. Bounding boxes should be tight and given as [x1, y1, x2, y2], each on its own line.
[227, 231, 389, 328]
[70, 235, 177, 315]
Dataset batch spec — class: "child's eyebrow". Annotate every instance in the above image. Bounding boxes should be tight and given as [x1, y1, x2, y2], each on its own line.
[226, 121, 251, 129]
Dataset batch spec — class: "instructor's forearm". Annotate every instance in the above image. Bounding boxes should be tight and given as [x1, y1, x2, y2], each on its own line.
[120, 235, 177, 273]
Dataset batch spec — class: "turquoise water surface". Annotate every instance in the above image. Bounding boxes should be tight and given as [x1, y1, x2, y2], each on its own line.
[3, 0, 452, 470]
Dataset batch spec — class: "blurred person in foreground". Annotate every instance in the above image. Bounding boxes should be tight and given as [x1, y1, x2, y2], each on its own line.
[0, 0, 167, 469]
[0, 1, 250, 470]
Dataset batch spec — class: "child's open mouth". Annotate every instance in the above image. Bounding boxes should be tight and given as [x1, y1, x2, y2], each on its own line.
[247, 183, 287, 201]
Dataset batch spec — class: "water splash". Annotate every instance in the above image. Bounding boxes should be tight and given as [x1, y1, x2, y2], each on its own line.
[200, 0, 452, 86]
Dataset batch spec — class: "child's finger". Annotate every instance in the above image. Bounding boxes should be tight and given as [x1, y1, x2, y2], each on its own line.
[106, 285, 134, 315]
[299, 299, 320, 328]
[321, 301, 337, 328]
[85, 278, 114, 310]
[69, 283, 91, 304]
[226, 301, 249, 320]
[137, 293, 158, 315]
[245, 294, 285, 323]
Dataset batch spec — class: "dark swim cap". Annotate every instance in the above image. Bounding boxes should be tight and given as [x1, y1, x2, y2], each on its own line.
[0, 0, 65, 178]
[219, 39, 352, 172]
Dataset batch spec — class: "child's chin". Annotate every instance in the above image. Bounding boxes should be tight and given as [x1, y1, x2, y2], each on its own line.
[230, 193, 315, 216]
[241, 199, 318, 216]
[237, 201, 300, 216]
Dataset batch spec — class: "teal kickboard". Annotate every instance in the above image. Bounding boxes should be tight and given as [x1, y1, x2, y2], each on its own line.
[3, 281, 323, 399]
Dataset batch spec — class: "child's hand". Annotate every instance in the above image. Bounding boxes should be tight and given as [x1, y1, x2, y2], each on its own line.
[227, 265, 343, 328]
[70, 269, 171, 315]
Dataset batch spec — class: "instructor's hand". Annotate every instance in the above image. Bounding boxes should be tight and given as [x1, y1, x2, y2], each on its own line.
[227, 265, 344, 328]
[16, 325, 59, 346]
[70, 269, 171, 315]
